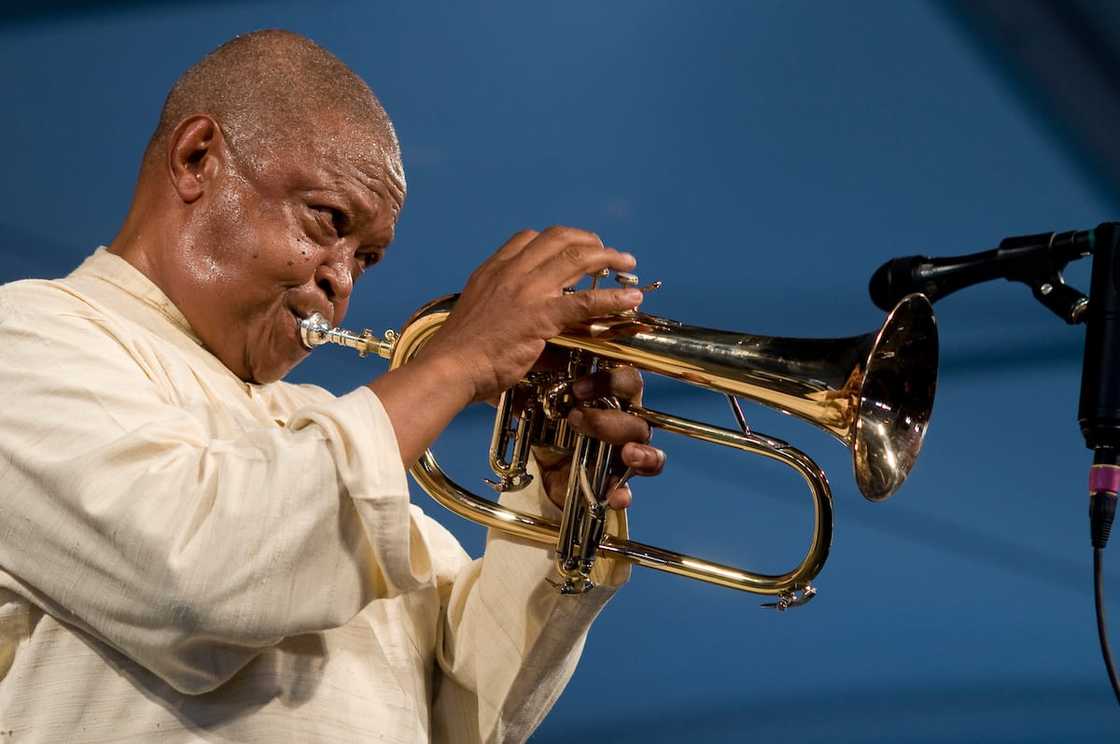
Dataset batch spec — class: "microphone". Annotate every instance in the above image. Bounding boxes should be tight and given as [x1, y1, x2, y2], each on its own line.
[869, 229, 1093, 320]
[1080, 223, 1120, 452]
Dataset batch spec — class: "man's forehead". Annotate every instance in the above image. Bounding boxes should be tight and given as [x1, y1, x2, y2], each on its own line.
[312, 115, 402, 187]
[267, 124, 405, 203]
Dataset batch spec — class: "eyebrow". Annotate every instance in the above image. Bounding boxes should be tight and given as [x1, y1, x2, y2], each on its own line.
[300, 182, 371, 224]
[340, 196, 398, 257]
[346, 186, 380, 229]
[302, 157, 401, 240]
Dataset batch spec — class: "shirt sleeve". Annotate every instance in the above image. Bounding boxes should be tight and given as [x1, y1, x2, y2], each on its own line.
[0, 285, 632, 732]
[0, 291, 433, 694]
[427, 454, 631, 744]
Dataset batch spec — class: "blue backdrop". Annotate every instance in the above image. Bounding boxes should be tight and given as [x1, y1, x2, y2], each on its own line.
[2, 1, 1118, 741]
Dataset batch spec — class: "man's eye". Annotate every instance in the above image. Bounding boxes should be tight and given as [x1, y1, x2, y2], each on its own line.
[313, 206, 347, 237]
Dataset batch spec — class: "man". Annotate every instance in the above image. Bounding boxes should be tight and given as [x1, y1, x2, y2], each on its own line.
[0, 30, 664, 743]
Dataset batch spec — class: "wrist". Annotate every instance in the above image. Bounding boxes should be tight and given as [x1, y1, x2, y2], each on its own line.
[412, 349, 479, 408]
[368, 349, 480, 467]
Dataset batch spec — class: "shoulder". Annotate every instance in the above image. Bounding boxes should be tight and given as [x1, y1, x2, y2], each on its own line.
[0, 278, 129, 356]
[0, 278, 96, 322]
[0, 276, 145, 375]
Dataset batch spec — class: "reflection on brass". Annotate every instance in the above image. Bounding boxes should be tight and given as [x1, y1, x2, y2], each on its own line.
[300, 288, 938, 606]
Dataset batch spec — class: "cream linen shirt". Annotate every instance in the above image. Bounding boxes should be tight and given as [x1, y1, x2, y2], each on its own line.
[0, 249, 629, 743]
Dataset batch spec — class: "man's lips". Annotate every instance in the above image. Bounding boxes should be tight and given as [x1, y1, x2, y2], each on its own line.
[290, 307, 333, 352]
[291, 306, 333, 325]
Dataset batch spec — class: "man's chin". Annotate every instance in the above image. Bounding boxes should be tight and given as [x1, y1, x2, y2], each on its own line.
[237, 346, 305, 385]
[248, 359, 300, 385]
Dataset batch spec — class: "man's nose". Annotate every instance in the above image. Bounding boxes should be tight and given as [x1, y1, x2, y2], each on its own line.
[314, 255, 353, 304]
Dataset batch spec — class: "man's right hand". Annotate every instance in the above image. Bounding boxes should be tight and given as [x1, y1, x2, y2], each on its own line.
[417, 226, 643, 403]
[369, 226, 643, 466]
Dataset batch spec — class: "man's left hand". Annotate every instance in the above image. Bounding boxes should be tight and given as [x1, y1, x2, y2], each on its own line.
[535, 366, 665, 510]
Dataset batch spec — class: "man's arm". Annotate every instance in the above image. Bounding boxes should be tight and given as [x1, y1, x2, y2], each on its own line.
[361, 226, 668, 742]
[0, 290, 422, 695]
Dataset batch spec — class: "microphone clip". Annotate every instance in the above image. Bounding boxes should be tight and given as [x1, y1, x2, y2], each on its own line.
[1001, 231, 1090, 325]
[1025, 267, 1089, 325]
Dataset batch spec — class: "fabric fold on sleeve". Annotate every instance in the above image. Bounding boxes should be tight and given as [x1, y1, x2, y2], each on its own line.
[430, 452, 631, 743]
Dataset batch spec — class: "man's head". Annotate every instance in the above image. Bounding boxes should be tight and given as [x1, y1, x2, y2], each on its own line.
[112, 30, 405, 383]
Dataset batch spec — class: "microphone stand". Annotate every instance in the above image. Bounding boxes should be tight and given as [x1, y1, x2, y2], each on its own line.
[1078, 224, 1120, 704]
[872, 222, 1120, 703]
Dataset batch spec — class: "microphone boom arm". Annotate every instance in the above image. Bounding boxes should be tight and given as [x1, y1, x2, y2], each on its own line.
[869, 229, 1094, 324]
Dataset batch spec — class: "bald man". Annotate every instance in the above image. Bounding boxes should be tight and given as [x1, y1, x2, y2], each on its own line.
[0, 31, 663, 743]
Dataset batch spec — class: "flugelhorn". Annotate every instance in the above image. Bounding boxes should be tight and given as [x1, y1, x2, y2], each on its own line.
[299, 278, 937, 609]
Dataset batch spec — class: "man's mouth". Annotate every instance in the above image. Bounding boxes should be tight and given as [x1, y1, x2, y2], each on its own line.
[291, 305, 332, 324]
[291, 307, 334, 351]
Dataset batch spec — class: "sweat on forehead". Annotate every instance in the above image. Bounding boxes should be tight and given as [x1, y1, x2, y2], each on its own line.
[146, 30, 401, 174]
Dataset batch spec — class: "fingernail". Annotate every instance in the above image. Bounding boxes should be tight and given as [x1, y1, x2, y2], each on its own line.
[621, 251, 637, 264]
[623, 289, 644, 304]
[648, 448, 665, 467]
[572, 379, 594, 398]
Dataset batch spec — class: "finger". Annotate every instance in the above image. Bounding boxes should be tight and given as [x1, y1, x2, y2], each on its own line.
[515, 226, 636, 286]
[491, 228, 540, 262]
[554, 287, 644, 327]
[567, 407, 651, 446]
[512, 225, 602, 272]
[535, 243, 637, 289]
[619, 442, 665, 476]
[571, 366, 644, 405]
[606, 483, 632, 510]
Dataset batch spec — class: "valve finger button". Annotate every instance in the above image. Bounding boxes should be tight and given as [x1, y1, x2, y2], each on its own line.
[615, 272, 639, 287]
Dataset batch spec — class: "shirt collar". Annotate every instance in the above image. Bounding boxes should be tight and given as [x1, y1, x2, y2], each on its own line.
[74, 247, 202, 346]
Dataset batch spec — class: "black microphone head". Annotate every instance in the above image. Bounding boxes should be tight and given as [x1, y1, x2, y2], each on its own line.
[869, 255, 927, 311]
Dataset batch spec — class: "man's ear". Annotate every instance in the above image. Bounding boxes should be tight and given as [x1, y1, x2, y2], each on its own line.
[167, 116, 226, 204]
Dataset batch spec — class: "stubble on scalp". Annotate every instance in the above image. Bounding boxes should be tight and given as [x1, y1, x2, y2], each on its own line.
[144, 29, 404, 188]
